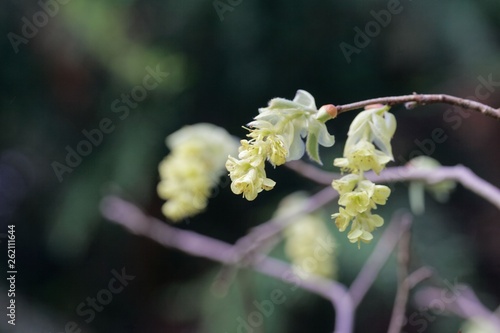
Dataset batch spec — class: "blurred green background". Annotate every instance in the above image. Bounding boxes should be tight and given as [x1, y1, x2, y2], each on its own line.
[1, 0, 499, 332]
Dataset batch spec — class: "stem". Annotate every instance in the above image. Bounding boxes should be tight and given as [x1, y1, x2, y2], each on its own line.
[387, 265, 433, 333]
[387, 228, 411, 333]
[286, 161, 500, 211]
[348, 212, 413, 307]
[414, 285, 500, 330]
[100, 196, 354, 333]
[334, 93, 500, 120]
[211, 186, 339, 297]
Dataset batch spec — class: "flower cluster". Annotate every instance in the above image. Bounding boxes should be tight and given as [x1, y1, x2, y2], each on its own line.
[332, 177, 390, 244]
[157, 123, 238, 221]
[226, 90, 336, 201]
[407, 156, 456, 215]
[279, 192, 337, 279]
[331, 105, 396, 246]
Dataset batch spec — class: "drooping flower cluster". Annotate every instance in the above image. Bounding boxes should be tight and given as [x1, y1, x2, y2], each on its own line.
[226, 90, 336, 201]
[278, 192, 337, 279]
[331, 105, 396, 246]
[332, 176, 390, 244]
[407, 156, 456, 215]
[157, 123, 238, 221]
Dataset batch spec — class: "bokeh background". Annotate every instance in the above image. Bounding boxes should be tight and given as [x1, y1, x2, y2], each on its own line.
[1, 0, 500, 332]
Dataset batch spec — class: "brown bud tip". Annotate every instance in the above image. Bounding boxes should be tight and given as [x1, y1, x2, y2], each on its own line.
[364, 103, 385, 110]
[320, 104, 338, 118]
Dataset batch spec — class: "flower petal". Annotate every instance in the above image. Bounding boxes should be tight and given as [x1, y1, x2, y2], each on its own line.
[292, 89, 317, 111]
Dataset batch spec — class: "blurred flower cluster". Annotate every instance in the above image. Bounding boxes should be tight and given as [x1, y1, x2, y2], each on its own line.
[279, 192, 337, 279]
[407, 156, 456, 215]
[157, 123, 238, 221]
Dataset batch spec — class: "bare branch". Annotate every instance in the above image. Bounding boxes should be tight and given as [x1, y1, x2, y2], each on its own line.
[211, 185, 339, 299]
[388, 265, 433, 333]
[230, 185, 339, 263]
[100, 196, 354, 333]
[334, 93, 500, 120]
[387, 227, 412, 333]
[414, 285, 500, 330]
[287, 161, 500, 211]
[406, 266, 434, 289]
[348, 212, 413, 307]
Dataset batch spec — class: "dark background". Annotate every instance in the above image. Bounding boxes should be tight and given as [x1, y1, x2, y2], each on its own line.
[1, 0, 499, 332]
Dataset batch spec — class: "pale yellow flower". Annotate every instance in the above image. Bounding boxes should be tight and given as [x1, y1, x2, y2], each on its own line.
[331, 207, 352, 232]
[228, 90, 336, 201]
[347, 212, 384, 247]
[266, 134, 288, 166]
[226, 143, 276, 201]
[279, 192, 337, 279]
[157, 123, 238, 221]
[228, 162, 276, 201]
[331, 105, 396, 246]
[331, 174, 360, 195]
[339, 191, 371, 215]
[334, 141, 392, 174]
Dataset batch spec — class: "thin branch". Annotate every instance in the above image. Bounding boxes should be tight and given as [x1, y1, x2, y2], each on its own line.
[405, 266, 434, 289]
[230, 186, 339, 263]
[387, 227, 411, 333]
[348, 212, 413, 307]
[334, 93, 500, 120]
[287, 161, 500, 211]
[211, 185, 339, 298]
[414, 285, 500, 330]
[286, 160, 341, 184]
[388, 265, 433, 333]
[100, 196, 354, 333]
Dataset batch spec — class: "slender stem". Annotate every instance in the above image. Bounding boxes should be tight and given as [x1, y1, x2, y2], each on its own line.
[388, 265, 433, 333]
[334, 93, 500, 120]
[387, 228, 411, 333]
[405, 266, 434, 289]
[231, 186, 339, 263]
[414, 286, 500, 330]
[348, 212, 413, 307]
[100, 196, 354, 333]
[211, 186, 339, 298]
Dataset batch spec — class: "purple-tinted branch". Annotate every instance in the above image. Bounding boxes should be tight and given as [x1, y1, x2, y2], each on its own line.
[348, 212, 413, 307]
[287, 161, 500, 211]
[414, 286, 500, 330]
[231, 186, 339, 263]
[406, 266, 434, 289]
[334, 93, 500, 120]
[100, 196, 354, 333]
[211, 185, 339, 299]
[387, 228, 411, 333]
[386, 265, 433, 333]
